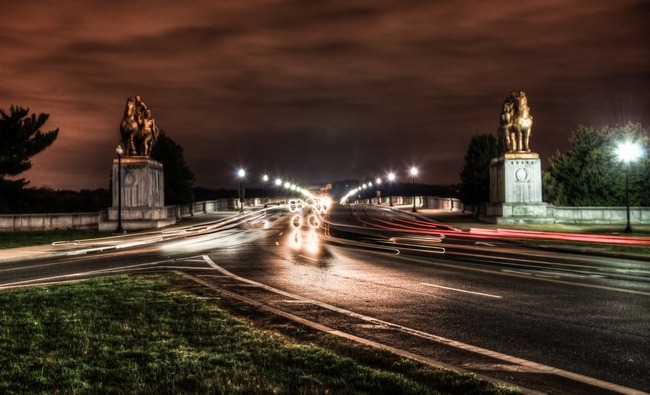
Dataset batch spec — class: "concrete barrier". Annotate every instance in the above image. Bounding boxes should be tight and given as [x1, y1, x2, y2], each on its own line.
[350, 196, 463, 211]
[0, 212, 100, 232]
[551, 206, 650, 224]
[0, 197, 295, 232]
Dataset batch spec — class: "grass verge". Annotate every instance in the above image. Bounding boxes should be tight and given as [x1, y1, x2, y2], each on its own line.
[518, 239, 650, 256]
[0, 274, 520, 394]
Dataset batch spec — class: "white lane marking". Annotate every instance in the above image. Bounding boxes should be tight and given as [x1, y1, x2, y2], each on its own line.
[501, 269, 607, 281]
[298, 255, 319, 262]
[184, 258, 209, 263]
[64, 238, 164, 255]
[419, 283, 502, 299]
[475, 241, 497, 247]
[501, 269, 532, 276]
[201, 255, 642, 395]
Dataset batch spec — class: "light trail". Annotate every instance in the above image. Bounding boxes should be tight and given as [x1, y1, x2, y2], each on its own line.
[470, 227, 650, 246]
[348, 204, 650, 247]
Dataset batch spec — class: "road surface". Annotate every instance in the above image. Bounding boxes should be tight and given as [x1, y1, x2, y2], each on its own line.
[1, 205, 648, 394]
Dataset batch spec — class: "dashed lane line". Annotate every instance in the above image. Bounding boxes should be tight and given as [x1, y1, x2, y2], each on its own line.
[419, 282, 502, 298]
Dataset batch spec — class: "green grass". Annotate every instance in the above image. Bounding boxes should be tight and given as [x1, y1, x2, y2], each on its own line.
[0, 274, 520, 394]
[0, 230, 111, 249]
[519, 239, 650, 256]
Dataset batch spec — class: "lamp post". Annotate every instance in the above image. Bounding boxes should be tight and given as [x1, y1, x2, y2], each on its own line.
[388, 172, 395, 207]
[238, 168, 245, 213]
[410, 167, 418, 213]
[262, 174, 269, 208]
[615, 141, 644, 233]
[376, 178, 382, 205]
[115, 144, 125, 233]
[274, 178, 282, 206]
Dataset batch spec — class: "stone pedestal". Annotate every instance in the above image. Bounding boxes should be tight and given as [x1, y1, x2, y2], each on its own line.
[484, 153, 553, 224]
[112, 157, 164, 209]
[100, 157, 175, 231]
[490, 153, 542, 203]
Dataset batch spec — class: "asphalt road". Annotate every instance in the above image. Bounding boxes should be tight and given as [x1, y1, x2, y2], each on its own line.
[1, 205, 648, 394]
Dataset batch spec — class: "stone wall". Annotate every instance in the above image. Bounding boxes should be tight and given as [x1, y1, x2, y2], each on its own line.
[0, 197, 288, 232]
[479, 204, 650, 225]
[551, 206, 650, 224]
[0, 212, 101, 232]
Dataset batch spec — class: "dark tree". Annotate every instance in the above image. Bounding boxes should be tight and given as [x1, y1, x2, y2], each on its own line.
[150, 130, 195, 205]
[459, 134, 498, 204]
[0, 105, 59, 181]
[0, 105, 59, 212]
[543, 123, 649, 206]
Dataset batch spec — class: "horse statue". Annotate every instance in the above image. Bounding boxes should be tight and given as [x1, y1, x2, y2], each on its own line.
[497, 91, 533, 153]
[119, 97, 139, 156]
[119, 95, 159, 157]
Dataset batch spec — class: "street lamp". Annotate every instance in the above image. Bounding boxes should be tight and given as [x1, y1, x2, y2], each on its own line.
[410, 167, 418, 213]
[115, 144, 125, 233]
[388, 172, 395, 207]
[376, 178, 382, 205]
[238, 168, 245, 213]
[275, 178, 282, 205]
[615, 141, 644, 233]
[262, 174, 269, 208]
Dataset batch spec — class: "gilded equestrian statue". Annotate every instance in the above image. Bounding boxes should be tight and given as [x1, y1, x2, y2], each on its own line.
[498, 91, 533, 153]
[119, 95, 159, 157]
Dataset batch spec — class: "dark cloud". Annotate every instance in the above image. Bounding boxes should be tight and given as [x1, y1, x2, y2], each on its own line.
[1, 1, 648, 190]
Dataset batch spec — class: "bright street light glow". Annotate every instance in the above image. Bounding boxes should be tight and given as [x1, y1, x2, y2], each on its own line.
[238, 168, 245, 178]
[388, 173, 395, 181]
[615, 141, 644, 164]
[376, 178, 381, 184]
[263, 174, 269, 182]
[615, 140, 645, 233]
[410, 167, 418, 176]
[275, 178, 282, 186]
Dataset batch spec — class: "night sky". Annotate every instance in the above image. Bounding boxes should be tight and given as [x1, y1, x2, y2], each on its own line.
[2, 1, 648, 191]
